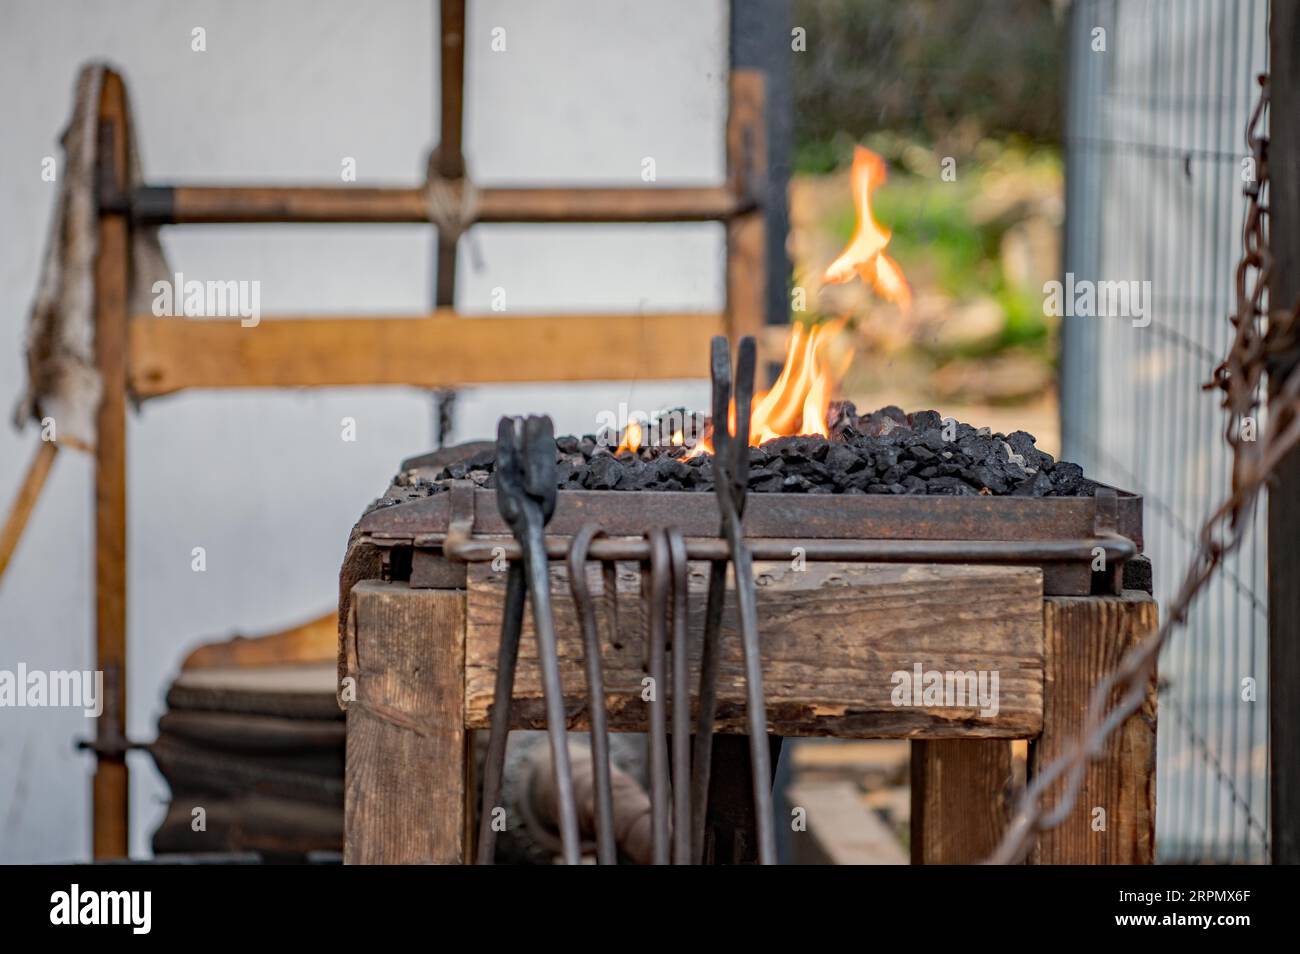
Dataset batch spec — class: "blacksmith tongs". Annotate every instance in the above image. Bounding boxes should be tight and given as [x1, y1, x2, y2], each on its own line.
[476, 415, 582, 865]
[690, 335, 777, 864]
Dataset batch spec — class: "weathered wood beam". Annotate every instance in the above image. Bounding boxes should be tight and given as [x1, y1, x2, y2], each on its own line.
[463, 561, 1045, 739]
[910, 739, 1015, 863]
[344, 581, 468, 864]
[128, 311, 722, 396]
[1028, 592, 1157, 864]
[725, 70, 768, 344]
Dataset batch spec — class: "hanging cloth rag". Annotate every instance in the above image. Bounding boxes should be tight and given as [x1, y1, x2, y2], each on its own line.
[12, 62, 171, 452]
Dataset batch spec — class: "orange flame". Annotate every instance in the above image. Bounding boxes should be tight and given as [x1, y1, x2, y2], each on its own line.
[688, 319, 852, 456]
[625, 147, 908, 460]
[822, 145, 911, 309]
[616, 419, 643, 454]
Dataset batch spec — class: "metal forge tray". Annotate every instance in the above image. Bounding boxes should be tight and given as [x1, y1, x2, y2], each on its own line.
[357, 483, 1145, 596]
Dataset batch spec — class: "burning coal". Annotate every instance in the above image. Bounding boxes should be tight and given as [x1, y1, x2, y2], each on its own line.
[408, 407, 1096, 500]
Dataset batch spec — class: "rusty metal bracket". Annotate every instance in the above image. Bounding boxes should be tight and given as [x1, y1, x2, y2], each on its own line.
[443, 479, 477, 557]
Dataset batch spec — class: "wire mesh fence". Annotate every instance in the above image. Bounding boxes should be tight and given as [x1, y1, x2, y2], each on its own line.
[1060, 0, 1270, 863]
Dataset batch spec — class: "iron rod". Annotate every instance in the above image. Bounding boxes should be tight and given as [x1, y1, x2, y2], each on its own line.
[567, 524, 618, 865]
[445, 533, 1137, 565]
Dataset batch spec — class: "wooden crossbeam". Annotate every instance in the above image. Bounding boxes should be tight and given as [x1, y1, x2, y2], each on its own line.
[127, 184, 746, 225]
[128, 311, 723, 397]
[463, 561, 1045, 739]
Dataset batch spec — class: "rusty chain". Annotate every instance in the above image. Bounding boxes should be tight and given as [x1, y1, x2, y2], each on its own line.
[989, 74, 1300, 864]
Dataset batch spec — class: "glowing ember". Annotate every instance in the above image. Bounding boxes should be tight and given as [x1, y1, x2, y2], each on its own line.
[822, 145, 911, 309]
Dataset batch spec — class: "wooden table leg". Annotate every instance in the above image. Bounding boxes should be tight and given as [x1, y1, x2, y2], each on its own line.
[911, 740, 1015, 864]
[1029, 591, 1158, 864]
[344, 580, 469, 864]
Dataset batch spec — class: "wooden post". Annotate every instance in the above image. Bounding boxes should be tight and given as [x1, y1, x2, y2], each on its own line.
[434, 0, 466, 307]
[344, 581, 469, 864]
[1269, 0, 1300, 865]
[726, 70, 767, 346]
[93, 69, 131, 859]
[1028, 592, 1157, 864]
[730, 0, 793, 342]
[910, 740, 1014, 864]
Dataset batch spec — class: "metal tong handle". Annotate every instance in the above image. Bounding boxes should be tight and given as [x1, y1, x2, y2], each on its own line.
[690, 335, 777, 865]
[478, 415, 581, 865]
[567, 524, 619, 865]
[665, 527, 692, 865]
[643, 527, 672, 864]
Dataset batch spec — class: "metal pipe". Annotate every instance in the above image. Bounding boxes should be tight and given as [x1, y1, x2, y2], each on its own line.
[567, 524, 618, 865]
[721, 336, 778, 865]
[475, 561, 525, 865]
[665, 527, 692, 864]
[444, 530, 1137, 566]
[123, 184, 752, 226]
[643, 528, 672, 865]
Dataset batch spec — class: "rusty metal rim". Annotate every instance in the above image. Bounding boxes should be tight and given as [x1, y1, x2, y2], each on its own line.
[361, 484, 1145, 550]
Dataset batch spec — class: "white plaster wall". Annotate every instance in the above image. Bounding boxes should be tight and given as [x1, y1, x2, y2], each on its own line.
[0, 0, 724, 861]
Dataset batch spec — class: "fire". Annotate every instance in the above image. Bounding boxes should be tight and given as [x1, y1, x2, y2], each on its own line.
[688, 319, 852, 457]
[822, 145, 911, 309]
[617, 420, 643, 454]
[619, 146, 909, 459]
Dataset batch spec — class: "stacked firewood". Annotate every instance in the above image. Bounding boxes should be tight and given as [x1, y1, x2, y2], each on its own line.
[147, 617, 342, 860]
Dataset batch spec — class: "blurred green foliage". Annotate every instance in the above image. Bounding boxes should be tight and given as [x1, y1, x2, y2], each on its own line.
[823, 139, 1062, 358]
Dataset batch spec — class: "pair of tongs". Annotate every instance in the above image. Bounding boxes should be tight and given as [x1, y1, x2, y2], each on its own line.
[690, 335, 777, 864]
[476, 415, 581, 864]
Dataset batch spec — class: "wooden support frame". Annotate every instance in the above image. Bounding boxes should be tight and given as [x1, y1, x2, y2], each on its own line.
[1028, 593, 1158, 864]
[461, 561, 1045, 738]
[910, 740, 1015, 864]
[911, 591, 1157, 865]
[117, 73, 768, 402]
[83, 16, 777, 854]
[344, 581, 469, 864]
[343, 568, 1157, 864]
